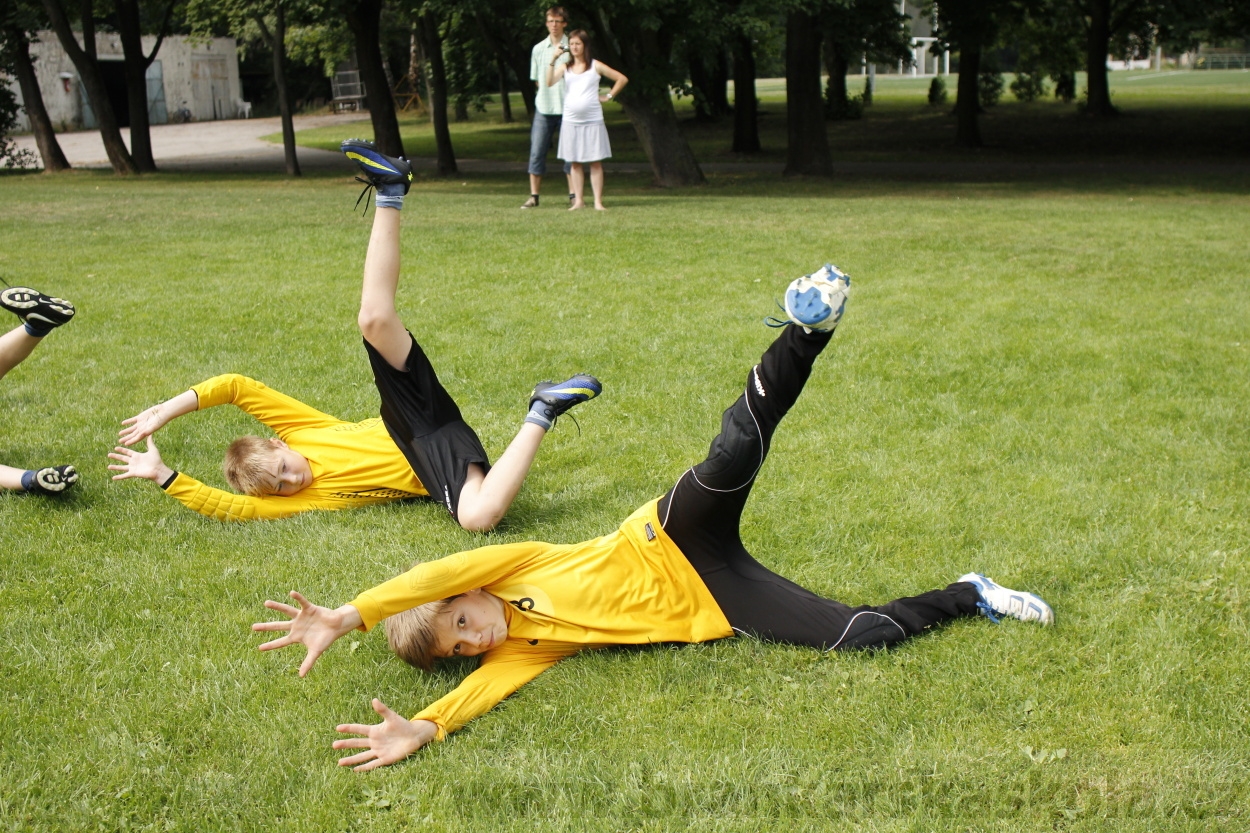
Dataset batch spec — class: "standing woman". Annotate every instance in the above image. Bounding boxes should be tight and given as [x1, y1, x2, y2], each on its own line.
[547, 30, 628, 211]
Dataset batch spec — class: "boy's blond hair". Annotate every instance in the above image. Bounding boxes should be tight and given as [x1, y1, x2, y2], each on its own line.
[223, 435, 278, 495]
[385, 597, 454, 671]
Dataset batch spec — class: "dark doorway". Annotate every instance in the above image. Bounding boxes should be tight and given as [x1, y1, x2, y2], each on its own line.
[99, 59, 129, 127]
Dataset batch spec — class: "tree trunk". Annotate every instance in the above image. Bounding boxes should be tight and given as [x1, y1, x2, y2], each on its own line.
[618, 97, 705, 187]
[1084, 0, 1116, 116]
[257, 7, 300, 176]
[416, 11, 456, 175]
[114, 0, 156, 172]
[731, 34, 759, 154]
[823, 35, 849, 119]
[688, 47, 729, 122]
[496, 55, 512, 122]
[709, 48, 730, 116]
[513, 53, 535, 119]
[473, 12, 531, 119]
[585, 8, 703, 186]
[346, 0, 405, 157]
[6, 25, 71, 172]
[41, 0, 137, 174]
[955, 45, 982, 146]
[784, 11, 831, 176]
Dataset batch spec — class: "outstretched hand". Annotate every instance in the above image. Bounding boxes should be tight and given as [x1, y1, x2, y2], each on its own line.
[119, 403, 169, 446]
[108, 437, 174, 484]
[252, 592, 362, 677]
[118, 390, 199, 446]
[333, 700, 438, 771]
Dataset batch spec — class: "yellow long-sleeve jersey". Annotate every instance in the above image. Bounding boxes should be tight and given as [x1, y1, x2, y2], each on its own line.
[163, 374, 426, 521]
[348, 498, 734, 740]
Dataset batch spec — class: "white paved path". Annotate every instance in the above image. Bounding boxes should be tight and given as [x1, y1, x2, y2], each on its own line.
[13, 113, 371, 172]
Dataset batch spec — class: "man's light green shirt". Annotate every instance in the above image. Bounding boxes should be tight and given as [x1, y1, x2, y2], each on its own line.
[530, 35, 570, 116]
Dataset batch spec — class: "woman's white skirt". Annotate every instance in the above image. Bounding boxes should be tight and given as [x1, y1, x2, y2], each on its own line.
[558, 121, 612, 163]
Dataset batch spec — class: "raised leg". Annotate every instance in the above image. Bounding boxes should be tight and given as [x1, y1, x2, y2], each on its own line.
[357, 208, 411, 371]
[454, 424, 548, 532]
[659, 324, 833, 549]
[0, 325, 41, 380]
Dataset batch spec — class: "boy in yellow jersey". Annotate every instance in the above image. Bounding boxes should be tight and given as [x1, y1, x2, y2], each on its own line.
[254, 265, 1054, 770]
[108, 140, 600, 531]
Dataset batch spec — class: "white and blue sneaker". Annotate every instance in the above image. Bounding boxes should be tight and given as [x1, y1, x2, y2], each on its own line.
[959, 573, 1054, 626]
[776, 263, 851, 333]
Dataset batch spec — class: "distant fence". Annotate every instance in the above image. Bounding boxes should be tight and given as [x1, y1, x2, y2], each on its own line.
[1193, 54, 1250, 70]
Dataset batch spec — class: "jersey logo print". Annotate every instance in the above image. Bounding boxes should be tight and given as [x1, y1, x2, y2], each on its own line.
[645, 522, 656, 541]
[495, 583, 554, 617]
[507, 599, 540, 645]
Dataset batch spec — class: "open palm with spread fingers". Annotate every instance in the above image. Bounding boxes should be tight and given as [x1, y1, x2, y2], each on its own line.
[334, 699, 438, 771]
[252, 591, 362, 677]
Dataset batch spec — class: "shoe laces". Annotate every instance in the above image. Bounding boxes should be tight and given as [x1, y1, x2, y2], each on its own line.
[976, 600, 1002, 624]
[764, 299, 790, 328]
[353, 178, 377, 214]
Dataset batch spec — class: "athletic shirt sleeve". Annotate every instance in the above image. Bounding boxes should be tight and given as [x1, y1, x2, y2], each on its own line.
[192, 374, 342, 437]
[162, 471, 350, 521]
[412, 642, 579, 740]
[349, 541, 554, 630]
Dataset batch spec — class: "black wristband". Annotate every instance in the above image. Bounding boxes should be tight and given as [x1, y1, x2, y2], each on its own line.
[160, 471, 179, 490]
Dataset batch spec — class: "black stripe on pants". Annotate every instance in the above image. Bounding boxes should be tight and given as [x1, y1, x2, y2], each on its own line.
[658, 324, 981, 650]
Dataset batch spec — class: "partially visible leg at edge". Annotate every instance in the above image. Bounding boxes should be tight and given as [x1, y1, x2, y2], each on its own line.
[0, 463, 28, 491]
[0, 325, 41, 380]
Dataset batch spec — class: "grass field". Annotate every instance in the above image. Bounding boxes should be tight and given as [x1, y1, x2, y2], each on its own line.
[2, 79, 1249, 831]
[287, 70, 1250, 165]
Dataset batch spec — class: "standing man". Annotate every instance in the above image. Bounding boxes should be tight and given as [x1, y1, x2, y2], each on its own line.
[522, 6, 572, 209]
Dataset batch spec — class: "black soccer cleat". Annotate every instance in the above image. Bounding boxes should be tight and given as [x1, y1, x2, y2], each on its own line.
[340, 138, 413, 196]
[1, 287, 75, 328]
[530, 375, 602, 417]
[29, 465, 79, 496]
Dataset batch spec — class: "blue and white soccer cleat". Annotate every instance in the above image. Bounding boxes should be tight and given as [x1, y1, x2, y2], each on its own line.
[958, 573, 1054, 626]
[780, 263, 850, 333]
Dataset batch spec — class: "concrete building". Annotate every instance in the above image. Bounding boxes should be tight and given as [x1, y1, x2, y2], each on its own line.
[7, 31, 243, 133]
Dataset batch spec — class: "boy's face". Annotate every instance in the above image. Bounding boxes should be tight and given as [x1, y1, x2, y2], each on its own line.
[435, 590, 508, 658]
[258, 439, 314, 496]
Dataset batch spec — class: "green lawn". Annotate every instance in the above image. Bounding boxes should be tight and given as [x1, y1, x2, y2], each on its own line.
[1, 132, 1249, 830]
[285, 70, 1250, 165]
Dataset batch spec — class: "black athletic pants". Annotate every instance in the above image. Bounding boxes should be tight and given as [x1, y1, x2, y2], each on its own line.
[658, 325, 981, 651]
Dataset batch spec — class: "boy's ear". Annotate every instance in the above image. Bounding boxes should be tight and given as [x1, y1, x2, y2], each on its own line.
[268, 438, 287, 450]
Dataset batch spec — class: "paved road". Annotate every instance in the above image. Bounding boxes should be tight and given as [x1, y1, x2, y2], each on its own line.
[11, 112, 701, 175]
[13, 113, 1246, 179]
[13, 113, 374, 172]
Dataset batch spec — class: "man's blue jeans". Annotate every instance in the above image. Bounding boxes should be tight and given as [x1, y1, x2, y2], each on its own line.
[528, 113, 572, 177]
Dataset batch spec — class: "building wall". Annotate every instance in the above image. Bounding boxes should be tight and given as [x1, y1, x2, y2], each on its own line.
[6, 32, 240, 133]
